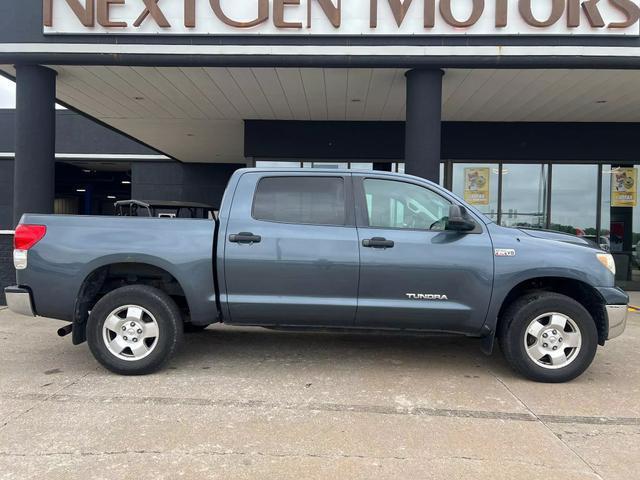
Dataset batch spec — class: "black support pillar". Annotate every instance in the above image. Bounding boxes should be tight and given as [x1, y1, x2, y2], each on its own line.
[404, 69, 443, 182]
[13, 65, 56, 226]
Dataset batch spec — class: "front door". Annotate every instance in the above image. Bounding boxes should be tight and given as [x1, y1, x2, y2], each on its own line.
[354, 175, 494, 334]
[224, 172, 359, 326]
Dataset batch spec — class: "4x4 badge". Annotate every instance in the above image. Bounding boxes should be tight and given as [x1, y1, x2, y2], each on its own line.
[495, 248, 516, 257]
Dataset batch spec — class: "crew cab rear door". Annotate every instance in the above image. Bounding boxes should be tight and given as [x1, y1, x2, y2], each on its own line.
[353, 174, 494, 334]
[223, 171, 359, 326]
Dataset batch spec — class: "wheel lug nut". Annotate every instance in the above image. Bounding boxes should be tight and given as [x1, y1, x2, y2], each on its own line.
[133, 338, 138, 343]
[542, 333, 548, 338]
[543, 343, 548, 348]
[552, 330, 557, 335]
[123, 336, 128, 341]
[130, 322, 136, 327]
[122, 326, 126, 331]
[559, 338, 563, 343]
[137, 329, 142, 334]
[553, 346, 558, 350]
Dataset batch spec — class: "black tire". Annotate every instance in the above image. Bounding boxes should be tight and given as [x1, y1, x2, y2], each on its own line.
[87, 285, 183, 375]
[498, 291, 598, 383]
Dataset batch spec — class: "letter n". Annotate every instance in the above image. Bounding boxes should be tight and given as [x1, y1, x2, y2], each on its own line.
[307, 0, 341, 28]
[45, 0, 96, 27]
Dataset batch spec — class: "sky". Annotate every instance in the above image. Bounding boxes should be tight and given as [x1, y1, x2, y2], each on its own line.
[0, 76, 65, 109]
[0, 76, 15, 108]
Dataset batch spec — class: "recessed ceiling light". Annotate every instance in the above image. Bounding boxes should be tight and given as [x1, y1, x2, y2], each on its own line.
[107, 195, 116, 199]
[82, 169, 91, 173]
[121, 180, 131, 185]
[76, 188, 86, 193]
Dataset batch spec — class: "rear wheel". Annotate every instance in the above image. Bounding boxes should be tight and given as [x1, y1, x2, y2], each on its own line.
[499, 292, 598, 383]
[87, 285, 183, 375]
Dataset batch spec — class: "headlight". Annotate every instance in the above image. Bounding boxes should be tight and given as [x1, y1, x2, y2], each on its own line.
[597, 253, 616, 275]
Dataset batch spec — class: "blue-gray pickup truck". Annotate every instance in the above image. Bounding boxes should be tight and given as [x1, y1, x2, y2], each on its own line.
[4, 169, 629, 382]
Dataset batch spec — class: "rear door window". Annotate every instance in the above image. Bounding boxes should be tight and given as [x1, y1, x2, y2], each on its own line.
[253, 176, 346, 226]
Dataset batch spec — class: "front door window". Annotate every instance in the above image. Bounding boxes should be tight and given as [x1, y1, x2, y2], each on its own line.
[363, 178, 451, 231]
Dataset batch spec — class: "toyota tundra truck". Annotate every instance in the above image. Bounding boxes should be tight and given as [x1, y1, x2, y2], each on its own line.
[4, 168, 629, 382]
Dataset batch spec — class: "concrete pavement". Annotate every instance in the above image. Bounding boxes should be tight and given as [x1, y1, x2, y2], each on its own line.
[0, 307, 638, 480]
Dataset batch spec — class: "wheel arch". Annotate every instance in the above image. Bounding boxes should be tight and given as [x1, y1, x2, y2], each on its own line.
[495, 277, 608, 347]
[72, 261, 191, 345]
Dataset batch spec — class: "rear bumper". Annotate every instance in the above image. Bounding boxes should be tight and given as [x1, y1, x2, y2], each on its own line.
[606, 305, 628, 340]
[4, 286, 36, 317]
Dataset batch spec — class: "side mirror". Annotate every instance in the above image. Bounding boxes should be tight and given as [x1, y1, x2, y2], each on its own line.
[446, 205, 476, 232]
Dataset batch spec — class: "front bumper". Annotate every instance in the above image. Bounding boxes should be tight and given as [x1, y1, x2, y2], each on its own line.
[4, 286, 36, 317]
[606, 304, 628, 340]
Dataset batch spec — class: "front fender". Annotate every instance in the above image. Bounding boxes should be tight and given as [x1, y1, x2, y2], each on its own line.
[482, 224, 614, 338]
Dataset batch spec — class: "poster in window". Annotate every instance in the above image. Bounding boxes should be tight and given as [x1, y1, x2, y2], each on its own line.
[611, 167, 637, 207]
[463, 168, 490, 206]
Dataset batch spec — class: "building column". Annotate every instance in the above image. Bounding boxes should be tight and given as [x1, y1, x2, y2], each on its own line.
[404, 69, 443, 182]
[13, 65, 56, 226]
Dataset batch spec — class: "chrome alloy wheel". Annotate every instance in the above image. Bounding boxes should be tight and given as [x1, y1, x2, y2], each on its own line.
[523, 312, 582, 369]
[102, 305, 160, 361]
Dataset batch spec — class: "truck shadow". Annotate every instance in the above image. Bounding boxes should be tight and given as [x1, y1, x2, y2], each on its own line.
[172, 326, 514, 376]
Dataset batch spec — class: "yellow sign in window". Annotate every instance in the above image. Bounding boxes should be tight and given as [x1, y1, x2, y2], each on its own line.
[612, 167, 637, 207]
[464, 168, 490, 206]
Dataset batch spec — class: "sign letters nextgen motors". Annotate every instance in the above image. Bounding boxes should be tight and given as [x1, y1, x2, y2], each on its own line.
[44, 0, 640, 36]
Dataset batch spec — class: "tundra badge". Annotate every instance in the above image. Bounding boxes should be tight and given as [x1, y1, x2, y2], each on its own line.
[406, 293, 449, 300]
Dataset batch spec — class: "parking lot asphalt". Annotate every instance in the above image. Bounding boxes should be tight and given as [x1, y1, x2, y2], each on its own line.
[0, 307, 639, 480]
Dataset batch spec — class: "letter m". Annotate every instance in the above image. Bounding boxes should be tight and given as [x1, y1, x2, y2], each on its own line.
[370, 0, 414, 27]
[44, 0, 95, 27]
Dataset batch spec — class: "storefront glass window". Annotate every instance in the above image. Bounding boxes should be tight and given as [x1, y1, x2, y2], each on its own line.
[350, 163, 374, 170]
[303, 162, 349, 169]
[550, 164, 598, 237]
[602, 164, 640, 290]
[501, 164, 548, 229]
[256, 161, 300, 168]
[451, 163, 499, 221]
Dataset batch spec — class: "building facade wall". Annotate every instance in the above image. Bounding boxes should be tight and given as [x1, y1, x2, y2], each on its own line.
[245, 121, 640, 163]
[0, 159, 13, 230]
[132, 162, 243, 208]
[0, 233, 13, 305]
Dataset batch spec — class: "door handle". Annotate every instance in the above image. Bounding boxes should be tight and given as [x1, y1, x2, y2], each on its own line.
[362, 237, 394, 249]
[229, 232, 262, 244]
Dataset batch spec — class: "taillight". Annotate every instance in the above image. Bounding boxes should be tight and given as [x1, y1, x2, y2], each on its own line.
[14, 224, 47, 250]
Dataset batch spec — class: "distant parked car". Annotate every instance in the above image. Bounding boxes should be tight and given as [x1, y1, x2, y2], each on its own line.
[115, 200, 217, 220]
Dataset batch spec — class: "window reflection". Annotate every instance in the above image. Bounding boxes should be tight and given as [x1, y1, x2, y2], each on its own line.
[550, 164, 598, 237]
[501, 164, 548, 229]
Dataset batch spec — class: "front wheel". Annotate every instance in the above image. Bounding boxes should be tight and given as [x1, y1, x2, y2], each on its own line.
[87, 285, 183, 375]
[499, 292, 598, 383]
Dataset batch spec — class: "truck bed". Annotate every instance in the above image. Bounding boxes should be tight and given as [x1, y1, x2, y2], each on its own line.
[16, 214, 218, 326]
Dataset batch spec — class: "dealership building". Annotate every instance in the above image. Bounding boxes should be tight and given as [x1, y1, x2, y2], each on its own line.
[2, 0, 640, 301]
